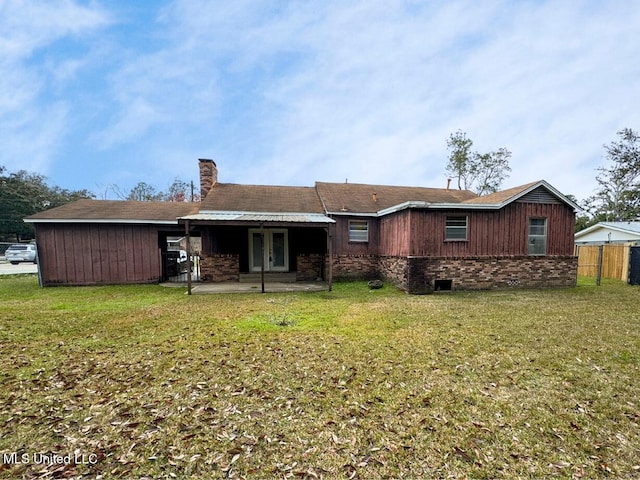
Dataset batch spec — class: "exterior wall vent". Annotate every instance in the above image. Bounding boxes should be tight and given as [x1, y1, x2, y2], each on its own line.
[434, 279, 453, 291]
[518, 187, 560, 204]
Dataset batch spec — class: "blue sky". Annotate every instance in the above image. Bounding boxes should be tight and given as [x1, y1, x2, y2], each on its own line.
[1, 0, 639, 202]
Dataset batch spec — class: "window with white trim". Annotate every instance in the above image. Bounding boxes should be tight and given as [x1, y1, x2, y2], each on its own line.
[349, 220, 369, 242]
[445, 216, 468, 241]
[528, 218, 547, 255]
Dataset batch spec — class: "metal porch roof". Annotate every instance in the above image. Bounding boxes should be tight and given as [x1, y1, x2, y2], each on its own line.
[180, 211, 335, 224]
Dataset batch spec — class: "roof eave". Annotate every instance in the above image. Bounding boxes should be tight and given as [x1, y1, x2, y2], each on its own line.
[180, 210, 336, 224]
[376, 201, 430, 216]
[325, 211, 379, 217]
[196, 210, 326, 216]
[575, 222, 640, 239]
[377, 201, 506, 216]
[24, 218, 180, 225]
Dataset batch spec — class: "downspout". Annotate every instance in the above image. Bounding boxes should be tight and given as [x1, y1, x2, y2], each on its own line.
[315, 182, 333, 292]
[260, 222, 265, 293]
[327, 222, 333, 291]
[34, 233, 43, 288]
[186, 219, 192, 295]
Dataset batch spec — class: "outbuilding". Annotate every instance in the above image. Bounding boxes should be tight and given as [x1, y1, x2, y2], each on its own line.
[575, 221, 640, 245]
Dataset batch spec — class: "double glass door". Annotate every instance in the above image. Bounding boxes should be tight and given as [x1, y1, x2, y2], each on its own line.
[249, 229, 288, 272]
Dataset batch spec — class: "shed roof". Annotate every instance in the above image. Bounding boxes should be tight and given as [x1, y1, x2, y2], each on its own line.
[25, 199, 198, 224]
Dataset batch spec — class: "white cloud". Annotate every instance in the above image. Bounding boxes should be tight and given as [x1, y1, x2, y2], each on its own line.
[1, 102, 70, 174]
[2, 0, 639, 202]
[225, 0, 640, 199]
[0, 0, 111, 176]
[0, 0, 108, 60]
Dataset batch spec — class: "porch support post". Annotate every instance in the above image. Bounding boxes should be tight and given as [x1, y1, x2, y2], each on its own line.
[260, 222, 265, 293]
[186, 219, 192, 295]
[327, 224, 333, 291]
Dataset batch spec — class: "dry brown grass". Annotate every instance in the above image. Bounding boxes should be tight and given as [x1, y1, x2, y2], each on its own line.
[0, 276, 638, 479]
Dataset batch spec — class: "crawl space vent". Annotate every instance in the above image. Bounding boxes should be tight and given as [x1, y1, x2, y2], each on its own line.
[434, 279, 453, 291]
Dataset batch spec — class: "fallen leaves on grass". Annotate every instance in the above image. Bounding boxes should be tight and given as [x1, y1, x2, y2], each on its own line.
[0, 278, 639, 478]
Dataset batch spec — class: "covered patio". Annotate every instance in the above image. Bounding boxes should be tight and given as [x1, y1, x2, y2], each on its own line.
[178, 213, 335, 295]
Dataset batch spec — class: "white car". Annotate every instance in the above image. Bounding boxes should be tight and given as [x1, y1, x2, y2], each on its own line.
[5, 244, 37, 264]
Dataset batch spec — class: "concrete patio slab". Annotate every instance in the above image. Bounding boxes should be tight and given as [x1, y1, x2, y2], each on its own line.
[162, 281, 329, 294]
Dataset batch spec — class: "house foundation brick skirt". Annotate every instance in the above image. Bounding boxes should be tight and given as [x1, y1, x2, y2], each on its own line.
[200, 254, 239, 282]
[398, 256, 578, 294]
[378, 256, 409, 289]
[296, 254, 324, 281]
[330, 254, 379, 279]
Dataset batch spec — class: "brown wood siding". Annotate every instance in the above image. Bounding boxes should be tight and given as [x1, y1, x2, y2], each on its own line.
[89, 228, 102, 281]
[379, 210, 412, 256]
[331, 216, 379, 255]
[404, 202, 575, 257]
[34, 223, 163, 285]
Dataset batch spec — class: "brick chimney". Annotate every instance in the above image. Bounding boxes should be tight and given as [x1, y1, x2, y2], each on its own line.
[198, 159, 217, 200]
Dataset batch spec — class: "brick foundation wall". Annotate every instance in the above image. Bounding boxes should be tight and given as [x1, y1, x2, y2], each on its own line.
[378, 256, 409, 290]
[200, 254, 239, 282]
[403, 256, 578, 294]
[296, 254, 324, 281]
[199, 252, 578, 293]
[330, 254, 379, 279]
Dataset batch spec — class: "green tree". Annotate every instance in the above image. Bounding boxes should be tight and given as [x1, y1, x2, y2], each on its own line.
[0, 166, 94, 241]
[446, 130, 474, 190]
[445, 130, 512, 195]
[586, 128, 640, 221]
[472, 148, 512, 196]
[127, 182, 163, 202]
[565, 194, 593, 232]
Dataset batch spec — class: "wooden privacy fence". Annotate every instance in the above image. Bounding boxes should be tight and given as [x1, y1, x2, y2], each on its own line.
[574, 244, 631, 281]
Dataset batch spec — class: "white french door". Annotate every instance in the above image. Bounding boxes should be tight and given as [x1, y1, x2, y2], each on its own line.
[249, 229, 289, 272]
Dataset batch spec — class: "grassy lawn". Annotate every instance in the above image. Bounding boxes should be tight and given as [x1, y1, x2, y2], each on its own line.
[0, 276, 639, 479]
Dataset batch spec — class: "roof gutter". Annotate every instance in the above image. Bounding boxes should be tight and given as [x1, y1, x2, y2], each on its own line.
[327, 201, 507, 218]
[23, 218, 180, 225]
[180, 210, 336, 224]
[376, 201, 506, 216]
[575, 223, 640, 239]
[324, 211, 379, 217]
